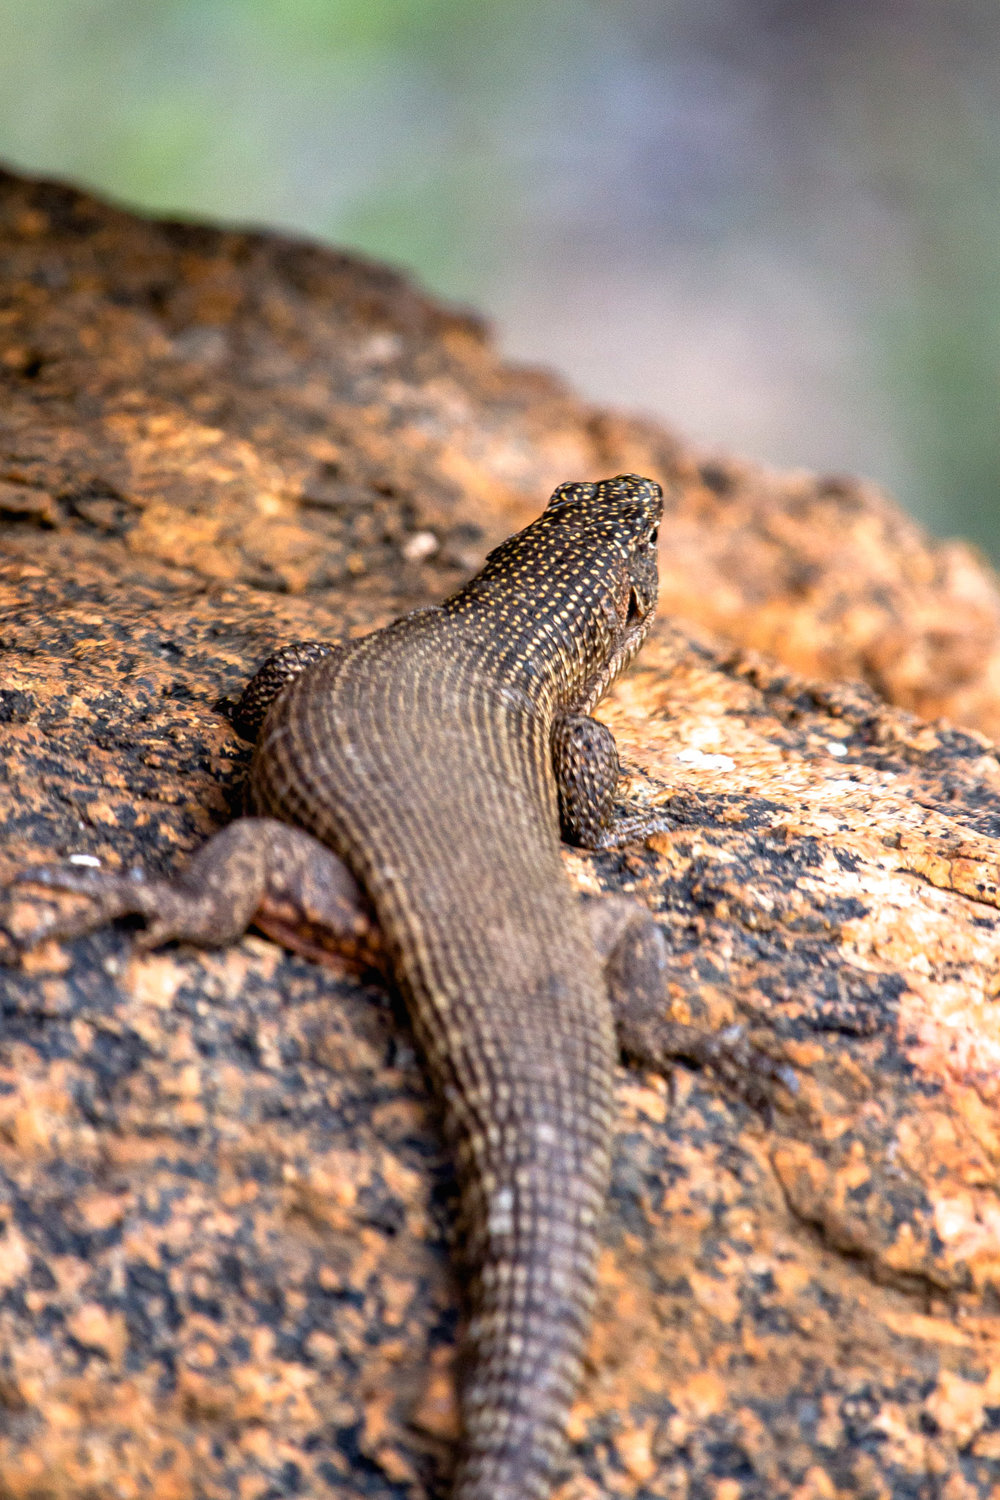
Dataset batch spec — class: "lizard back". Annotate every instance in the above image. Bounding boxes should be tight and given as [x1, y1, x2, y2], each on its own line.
[250, 475, 662, 1499]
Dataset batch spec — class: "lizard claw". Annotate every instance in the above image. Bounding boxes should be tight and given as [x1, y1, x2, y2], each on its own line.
[593, 812, 672, 851]
[15, 870, 103, 888]
[700, 1024, 798, 1116]
[8, 861, 157, 949]
[617, 1012, 797, 1120]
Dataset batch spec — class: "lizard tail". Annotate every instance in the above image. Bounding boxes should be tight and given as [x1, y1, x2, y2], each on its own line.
[448, 1139, 611, 1500]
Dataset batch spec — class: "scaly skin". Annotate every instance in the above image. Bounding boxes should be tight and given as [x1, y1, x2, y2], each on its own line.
[248, 475, 663, 1498]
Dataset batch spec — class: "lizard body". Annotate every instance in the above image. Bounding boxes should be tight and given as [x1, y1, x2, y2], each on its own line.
[15, 475, 784, 1497]
[248, 476, 662, 1496]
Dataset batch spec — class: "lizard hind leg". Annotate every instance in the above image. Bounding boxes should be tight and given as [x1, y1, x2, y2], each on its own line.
[586, 896, 796, 1113]
[14, 818, 381, 971]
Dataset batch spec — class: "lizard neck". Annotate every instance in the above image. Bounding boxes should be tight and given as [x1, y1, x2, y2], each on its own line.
[442, 565, 652, 719]
[439, 479, 660, 718]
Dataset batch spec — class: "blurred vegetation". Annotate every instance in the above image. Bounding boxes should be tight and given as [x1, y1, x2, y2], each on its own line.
[0, 0, 996, 561]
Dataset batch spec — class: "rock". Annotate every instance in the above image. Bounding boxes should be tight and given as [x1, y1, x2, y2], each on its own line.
[1, 166, 998, 1498]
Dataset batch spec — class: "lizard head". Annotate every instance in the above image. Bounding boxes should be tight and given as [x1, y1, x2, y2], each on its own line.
[447, 473, 663, 712]
[543, 473, 663, 711]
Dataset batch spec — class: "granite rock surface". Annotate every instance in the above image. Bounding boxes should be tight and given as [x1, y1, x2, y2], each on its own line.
[1, 167, 999, 1499]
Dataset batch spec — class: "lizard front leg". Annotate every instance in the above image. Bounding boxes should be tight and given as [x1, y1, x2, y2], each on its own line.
[232, 640, 338, 741]
[11, 818, 381, 973]
[553, 712, 670, 849]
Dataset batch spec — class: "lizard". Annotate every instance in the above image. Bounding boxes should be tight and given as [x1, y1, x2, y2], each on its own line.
[14, 473, 786, 1500]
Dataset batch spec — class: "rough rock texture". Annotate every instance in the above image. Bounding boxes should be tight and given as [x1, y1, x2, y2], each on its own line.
[0, 167, 999, 1499]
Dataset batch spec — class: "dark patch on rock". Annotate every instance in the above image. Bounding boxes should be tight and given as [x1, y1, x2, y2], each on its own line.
[0, 166, 998, 1498]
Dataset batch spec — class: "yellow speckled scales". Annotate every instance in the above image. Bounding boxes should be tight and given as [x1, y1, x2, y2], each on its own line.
[249, 476, 662, 1498]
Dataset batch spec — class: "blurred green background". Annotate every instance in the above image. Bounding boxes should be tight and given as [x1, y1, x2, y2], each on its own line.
[1, 0, 997, 560]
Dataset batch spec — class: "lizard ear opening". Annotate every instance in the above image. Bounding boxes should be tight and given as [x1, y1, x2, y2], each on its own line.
[626, 586, 643, 627]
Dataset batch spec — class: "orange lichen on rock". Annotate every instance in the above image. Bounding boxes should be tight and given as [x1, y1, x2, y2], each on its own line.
[1, 166, 999, 1496]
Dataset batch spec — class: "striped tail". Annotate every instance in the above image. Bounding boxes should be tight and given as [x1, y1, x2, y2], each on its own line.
[448, 1114, 612, 1500]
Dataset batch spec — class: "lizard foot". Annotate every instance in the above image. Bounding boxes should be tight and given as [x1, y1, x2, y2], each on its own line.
[587, 810, 672, 850]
